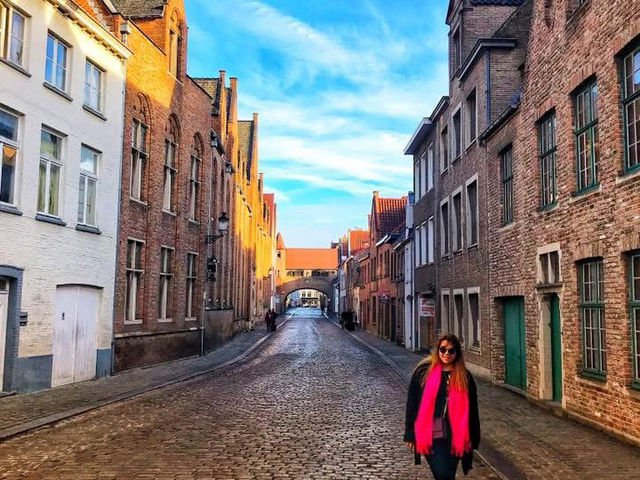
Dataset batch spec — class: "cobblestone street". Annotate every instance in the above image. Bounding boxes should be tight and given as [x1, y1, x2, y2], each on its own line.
[0, 309, 498, 479]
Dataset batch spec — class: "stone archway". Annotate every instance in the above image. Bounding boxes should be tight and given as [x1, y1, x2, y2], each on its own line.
[277, 275, 336, 307]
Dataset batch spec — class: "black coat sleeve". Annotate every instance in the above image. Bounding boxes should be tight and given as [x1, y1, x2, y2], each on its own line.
[404, 365, 426, 443]
[468, 373, 481, 450]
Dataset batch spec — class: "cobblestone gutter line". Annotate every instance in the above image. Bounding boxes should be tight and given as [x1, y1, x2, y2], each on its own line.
[0, 315, 293, 442]
[324, 314, 519, 480]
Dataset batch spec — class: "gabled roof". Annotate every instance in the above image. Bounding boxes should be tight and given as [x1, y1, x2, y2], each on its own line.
[349, 229, 370, 255]
[111, 0, 167, 18]
[192, 77, 222, 115]
[373, 194, 406, 241]
[285, 248, 338, 270]
[238, 120, 255, 181]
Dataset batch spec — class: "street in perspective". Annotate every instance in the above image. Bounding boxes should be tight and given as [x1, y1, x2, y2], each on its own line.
[1, 0, 639, 479]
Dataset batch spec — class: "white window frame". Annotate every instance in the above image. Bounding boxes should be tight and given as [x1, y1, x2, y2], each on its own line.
[186, 252, 198, 321]
[162, 139, 176, 212]
[84, 59, 103, 112]
[453, 288, 465, 344]
[420, 151, 427, 198]
[158, 245, 174, 322]
[130, 119, 148, 201]
[45, 32, 68, 91]
[440, 197, 450, 257]
[440, 288, 451, 334]
[414, 161, 420, 200]
[125, 237, 144, 325]
[420, 221, 427, 266]
[452, 186, 463, 252]
[440, 124, 449, 173]
[427, 143, 434, 192]
[451, 104, 462, 162]
[189, 154, 200, 221]
[467, 287, 480, 348]
[38, 127, 64, 217]
[428, 216, 434, 264]
[77, 144, 99, 226]
[1, 4, 26, 67]
[0, 107, 19, 206]
[465, 175, 479, 247]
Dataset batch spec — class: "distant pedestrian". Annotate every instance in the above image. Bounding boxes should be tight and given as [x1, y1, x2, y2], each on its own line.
[404, 334, 480, 480]
[269, 309, 277, 332]
[264, 310, 272, 332]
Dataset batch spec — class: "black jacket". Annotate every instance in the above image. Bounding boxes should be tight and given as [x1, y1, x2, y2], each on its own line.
[404, 363, 481, 475]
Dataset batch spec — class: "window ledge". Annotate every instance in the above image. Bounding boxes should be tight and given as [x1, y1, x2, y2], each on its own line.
[162, 209, 176, 217]
[129, 197, 148, 207]
[535, 282, 563, 291]
[82, 104, 107, 121]
[538, 201, 558, 213]
[35, 213, 66, 226]
[629, 381, 640, 392]
[188, 219, 200, 227]
[0, 58, 31, 78]
[499, 221, 515, 231]
[616, 165, 640, 185]
[43, 82, 73, 102]
[441, 167, 449, 177]
[465, 138, 478, 152]
[467, 243, 478, 252]
[569, 183, 601, 202]
[452, 155, 461, 165]
[157, 318, 173, 323]
[579, 370, 606, 382]
[185, 317, 198, 322]
[76, 224, 101, 235]
[123, 319, 143, 326]
[0, 203, 23, 216]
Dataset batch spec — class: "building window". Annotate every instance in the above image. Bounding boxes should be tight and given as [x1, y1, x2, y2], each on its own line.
[130, 119, 147, 200]
[468, 291, 479, 347]
[84, 60, 103, 112]
[452, 190, 462, 251]
[539, 250, 560, 285]
[38, 128, 63, 216]
[420, 152, 427, 197]
[466, 89, 477, 144]
[630, 253, 640, 384]
[501, 147, 513, 225]
[466, 179, 478, 246]
[420, 221, 427, 266]
[454, 291, 464, 343]
[440, 199, 449, 256]
[428, 216, 434, 264]
[452, 28, 461, 72]
[186, 253, 197, 320]
[579, 259, 606, 377]
[189, 154, 200, 221]
[427, 144, 434, 192]
[45, 33, 68, 91]
[415, 225, 421, 266]
[158, 247, 174, 321]
[574, 81, 598, 192]
[0, 108, 18, 205]
[168, 13, 182, 77]
[440, 291, 450, 333]
[77, 145, 98, 226]
[163, 139, 177, 212]
[538, 114, 557, 208]
[414, 161, 420, 199]
[125, 239, 144, 323]
[452, 110, 461, 160]
[0, 5, 26, 66]
[622, 44, 640, 172]
[440, 125, 449, 173]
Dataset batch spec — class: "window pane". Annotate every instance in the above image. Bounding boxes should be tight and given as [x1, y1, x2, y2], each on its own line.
[9, 12, 24, 65]
[41, 130, 61, 160]
[633, 255, 640, 301]
[81, 147, 97, 174]
[86, 178, 96, 225]
[0, 110, 18, 140]
[49, 163, 60, 215]
[77, 176, 85, 222]
[626, 98, 640, 170]
[37, 160, 46, 212]
[1, 145, 16, 204]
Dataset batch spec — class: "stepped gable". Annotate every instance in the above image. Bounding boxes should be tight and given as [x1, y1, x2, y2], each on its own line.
[192, 77, 222, 115]
[238, 120, 255, 180]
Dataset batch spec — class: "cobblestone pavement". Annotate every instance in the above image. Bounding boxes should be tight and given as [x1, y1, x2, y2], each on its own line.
[0, 309, 499, 479]
[342, 322, 640, 480]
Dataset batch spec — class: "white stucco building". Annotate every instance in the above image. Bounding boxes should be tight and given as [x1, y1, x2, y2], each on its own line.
[0, 0, 129, 391]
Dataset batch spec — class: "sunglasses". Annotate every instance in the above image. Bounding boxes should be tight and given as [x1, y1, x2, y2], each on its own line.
[438, 346, 457, 355]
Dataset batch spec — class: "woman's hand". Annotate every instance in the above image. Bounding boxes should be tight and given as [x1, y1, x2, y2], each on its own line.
[404, 441, 414, 451]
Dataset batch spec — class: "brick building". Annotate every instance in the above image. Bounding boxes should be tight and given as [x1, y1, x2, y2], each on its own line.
[483, 0, 640, 443]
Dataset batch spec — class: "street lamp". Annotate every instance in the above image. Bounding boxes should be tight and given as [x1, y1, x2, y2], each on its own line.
[205, 212, 229, 244]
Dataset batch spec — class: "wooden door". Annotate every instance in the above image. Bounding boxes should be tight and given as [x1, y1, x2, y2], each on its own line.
[504, 297, 526, 391]
[549, 294, 562, 401]
[73, 287, 98, 382]
[0, 281, 8, 390]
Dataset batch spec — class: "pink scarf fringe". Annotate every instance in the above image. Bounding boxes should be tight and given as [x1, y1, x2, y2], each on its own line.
[414, 364, 471, 457]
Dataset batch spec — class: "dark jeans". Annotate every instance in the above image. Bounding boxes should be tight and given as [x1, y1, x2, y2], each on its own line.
[425, 439, 459, 480]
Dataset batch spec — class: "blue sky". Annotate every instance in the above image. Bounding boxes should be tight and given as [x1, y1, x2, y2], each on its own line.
[185, 0, 450, 247]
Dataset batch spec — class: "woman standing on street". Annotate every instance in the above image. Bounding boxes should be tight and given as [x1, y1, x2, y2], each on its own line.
[404, 334, 480, 480]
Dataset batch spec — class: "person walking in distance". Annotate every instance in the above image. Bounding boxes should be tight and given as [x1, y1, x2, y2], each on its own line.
[404, 334, 480, 479]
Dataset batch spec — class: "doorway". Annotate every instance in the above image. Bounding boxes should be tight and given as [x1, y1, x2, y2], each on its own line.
[503, 297, 526, 391]
[52, 285, 100, 387]
[542, 293, 562, 401]
[0, 279, 8, 390]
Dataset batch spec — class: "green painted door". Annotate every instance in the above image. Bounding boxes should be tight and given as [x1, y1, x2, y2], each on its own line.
[549, 294, 562, 401]
[504, 297, 526, 391]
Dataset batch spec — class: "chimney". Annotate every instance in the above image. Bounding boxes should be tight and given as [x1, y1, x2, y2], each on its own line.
[373, 190, 379, 198]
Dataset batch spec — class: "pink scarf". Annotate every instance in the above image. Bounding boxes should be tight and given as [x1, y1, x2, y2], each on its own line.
[414, 364, 471, 457]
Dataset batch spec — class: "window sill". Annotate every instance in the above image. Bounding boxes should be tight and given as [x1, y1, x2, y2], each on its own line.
[499, 221, 515, 231]
[579, 369, 606, 382]
[129, 197, 148, 207]
[535, 282, 563, 290]
[0, 58, 31, 78]
[629, 381, 640, 392]
[188, 219, 200, 227]
[538, 201, 558, 213]
[465, 138, 478, 152]
[570, 183, 600, 201]
[452, 155, 461, 165]
[616, 165, 640, 185]
[43, 82, 73, 102]
[35, 213, 66, 226]
[467, 243, 478, 252]
[185, 317, 198, 322]
[76, 224, 101, 235]
[157, 318, 173, 323]
[123, 319, 143, 325]
[441, 167, 449, 177]
[82, 104, 107, 121]
[0, 203, 23, 216]
[162, 209, 176, 217]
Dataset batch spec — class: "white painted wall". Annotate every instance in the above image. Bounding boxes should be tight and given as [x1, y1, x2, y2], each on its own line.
[0, 0, 126, 363]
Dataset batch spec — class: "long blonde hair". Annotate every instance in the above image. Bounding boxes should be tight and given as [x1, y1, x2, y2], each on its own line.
[416, 334, 468, 391]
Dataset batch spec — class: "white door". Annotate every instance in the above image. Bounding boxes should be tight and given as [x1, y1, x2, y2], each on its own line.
[0, 280, 8, 390]
[52, 286, 98, 387]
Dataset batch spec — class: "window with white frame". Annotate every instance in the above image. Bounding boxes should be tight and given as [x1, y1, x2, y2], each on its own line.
[0, 4, 26, 66]
[427, 143, 434, 191]
[414, 161, 420, 200]
[84, 60, 103, 112]
[163, 138, 176, 212]
[186, 252, 197, 319]
[440, 125, 449, 173]
[0, 108, 18, 205]
[414, 225, 421, 266]
[454, 291, 464, 342]
[38, 128, 63, 216]
[440, 290, 450, 333]
[466, 89, 477, 144]
[45, 33, 68, 91]
[420, 152, 427, 198]
[466, 178, 478, 246]
[420, 221, 427, 265]
[158, 246, 173, 321]
[77, 145, 98, 226]
[467, 289, 480, 347]
[125, 239, 144, 323]
[452, 190, 463, 251]
[189, 153, 200, 221]
[440, 199, 450, 256]
[130, 119, 147, 200]
[428, 216, 434, 264]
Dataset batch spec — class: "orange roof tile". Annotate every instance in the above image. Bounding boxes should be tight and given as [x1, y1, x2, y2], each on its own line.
[285, 248, 338, 270]
[349, 229, 370, 255]
[373, 195, 406, 241]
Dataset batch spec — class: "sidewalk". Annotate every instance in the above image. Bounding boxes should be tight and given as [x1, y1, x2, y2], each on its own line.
[0, 315, 289, 440]
[332, 318, 640, 480]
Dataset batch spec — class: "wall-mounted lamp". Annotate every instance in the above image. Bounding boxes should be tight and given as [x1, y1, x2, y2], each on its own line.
[205, 212, 230, 244]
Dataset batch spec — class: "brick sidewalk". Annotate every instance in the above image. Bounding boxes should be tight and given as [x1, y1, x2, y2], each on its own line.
[0, 315, 288, 440]
[335, 319, 640, 480]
